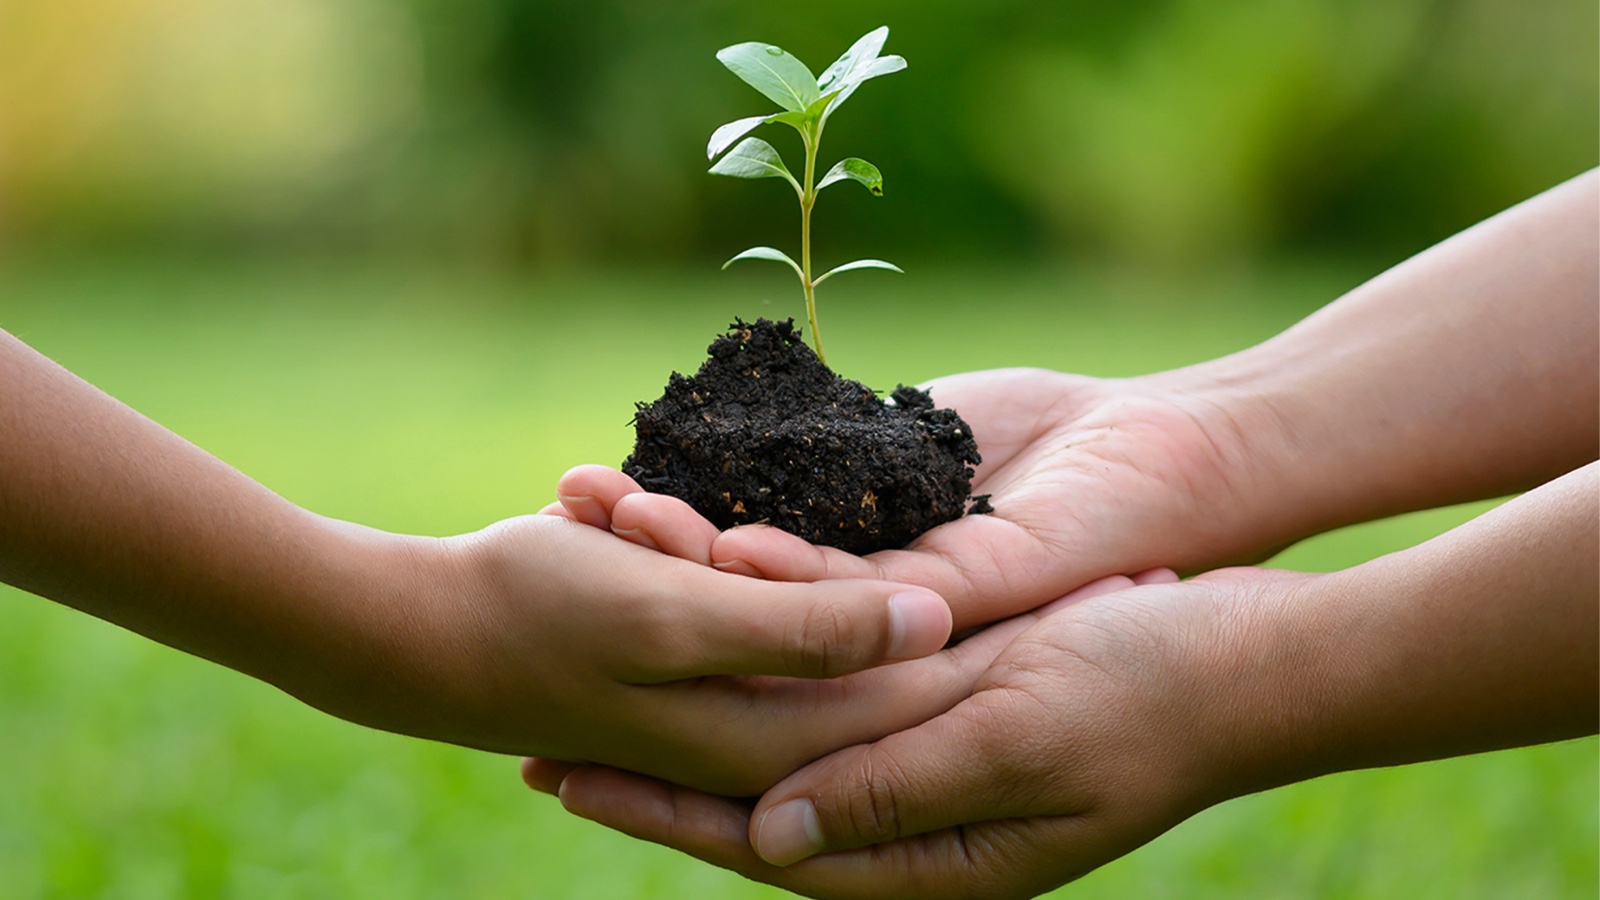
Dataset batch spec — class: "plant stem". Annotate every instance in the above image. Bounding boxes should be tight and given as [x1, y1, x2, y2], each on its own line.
[800, 121, 825, 367]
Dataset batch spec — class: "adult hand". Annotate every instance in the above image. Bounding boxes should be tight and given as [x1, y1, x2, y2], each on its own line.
[547, 568, 1273, 899]
[558, 371, 1274, 629]
[546, 464, 1599, 899]
[562, 172, 1599, 631]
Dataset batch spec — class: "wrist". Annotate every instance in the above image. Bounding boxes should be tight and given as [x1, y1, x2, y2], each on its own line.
[1125, 358, 1327, 563]
[248, 516, 483, 743]
[1162, 570, 1347, 806]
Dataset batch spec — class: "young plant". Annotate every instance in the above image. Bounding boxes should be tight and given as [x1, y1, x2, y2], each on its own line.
[706, 26, 906, 367]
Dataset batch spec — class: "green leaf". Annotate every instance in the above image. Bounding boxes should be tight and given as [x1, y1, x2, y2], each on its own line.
[824, 55, 906, 120]
[723, 246, 805, 282]
[707, 115, 773, 160]
[767, 110, 809, 130]
[812, 258, 903, 287]
[707, 138, 802, 193]
[817, 158, 884, 195]
[817, 27, 889, 92]
[814, 27, 906, 121]
[716, 42, 819, 113]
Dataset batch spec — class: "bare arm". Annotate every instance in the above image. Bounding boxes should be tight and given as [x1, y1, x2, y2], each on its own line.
[0, 329, 975, 793]
[1177, 168, 1599, 549]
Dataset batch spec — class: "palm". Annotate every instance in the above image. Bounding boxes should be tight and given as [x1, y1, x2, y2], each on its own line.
[719, 368, 1254, 627]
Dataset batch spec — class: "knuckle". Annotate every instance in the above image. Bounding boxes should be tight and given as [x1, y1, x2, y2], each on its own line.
[784, 597, 863, 677]
[836, 745, 912, 845]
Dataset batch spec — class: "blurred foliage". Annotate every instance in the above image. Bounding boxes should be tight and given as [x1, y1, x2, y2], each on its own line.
[0, 0, 1594, 270]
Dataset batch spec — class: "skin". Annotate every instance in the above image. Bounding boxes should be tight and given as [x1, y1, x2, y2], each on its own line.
[565, 170, 1597, 634]
[535, 170, 1599, 896]
[552, 464, 1597, 899]
[0, 326, 1002, 797]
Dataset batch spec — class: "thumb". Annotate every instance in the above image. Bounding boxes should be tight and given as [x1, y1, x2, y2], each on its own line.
[747, 689, 1044, 866]
[623, 575, 953, 682]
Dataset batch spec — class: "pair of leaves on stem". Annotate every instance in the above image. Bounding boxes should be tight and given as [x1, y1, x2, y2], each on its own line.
[708, 26, 905, 286]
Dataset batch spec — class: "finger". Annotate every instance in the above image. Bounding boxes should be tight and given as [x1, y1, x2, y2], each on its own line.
[748, 687, 1060, 866]
[557, 766, 1096, 900]
[559, 766, 771, 872]
[557, 464, 645, 529]
[520, 757, 580, 795]
[711, 524, 876, 581]
[537, 500, 573, 519]
[717, 513, 1059, 633]
[610, 491, 719, 566]
[623, 579, 953, 681]
[1034, 574, 1139, 617]
[1132, 567, 1180, 585]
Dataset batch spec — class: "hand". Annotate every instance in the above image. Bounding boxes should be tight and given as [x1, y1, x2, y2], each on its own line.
[314, 511, 1009, 797]
[544, 464, 1599, 899]
[546, 567, 1271, 900]
[559, 370, 1279, 628]
[521, 464, 1177, 794]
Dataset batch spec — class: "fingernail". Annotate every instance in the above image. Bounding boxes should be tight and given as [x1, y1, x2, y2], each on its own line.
[755, 798, 823, 866]
[557, 493, 596, 506]
[887, 590, 950, 660]
[611, 526, 661, 551]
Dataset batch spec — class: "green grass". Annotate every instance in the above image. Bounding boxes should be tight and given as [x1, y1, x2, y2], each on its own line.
[0, 259, 1593, 898]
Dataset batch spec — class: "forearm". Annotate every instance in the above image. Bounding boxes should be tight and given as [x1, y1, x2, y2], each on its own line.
[1236, 463, 1597, 795]
[1160, 170, 1597, 546]
[0, 329, 435, 707]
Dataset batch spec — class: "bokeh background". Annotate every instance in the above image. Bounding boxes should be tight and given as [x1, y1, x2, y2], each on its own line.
[1, 1, 1595, 897]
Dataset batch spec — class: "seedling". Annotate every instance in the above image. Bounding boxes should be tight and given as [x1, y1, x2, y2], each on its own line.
[707, 26, 906, 367]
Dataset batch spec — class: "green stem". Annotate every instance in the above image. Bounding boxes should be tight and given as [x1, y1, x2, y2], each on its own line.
[800, 120, 825, 367]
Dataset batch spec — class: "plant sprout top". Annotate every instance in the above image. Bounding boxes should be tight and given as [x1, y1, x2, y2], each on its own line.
[707, 26, 906, 367]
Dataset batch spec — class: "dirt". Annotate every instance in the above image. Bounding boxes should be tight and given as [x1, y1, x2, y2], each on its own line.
[623, 318, 989, 554]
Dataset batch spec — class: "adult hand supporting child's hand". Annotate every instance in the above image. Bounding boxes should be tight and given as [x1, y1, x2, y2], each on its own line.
[549, 463, 1598, 899]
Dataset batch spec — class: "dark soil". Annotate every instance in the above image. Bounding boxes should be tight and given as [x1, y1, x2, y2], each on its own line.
[623, 318, 988, 554]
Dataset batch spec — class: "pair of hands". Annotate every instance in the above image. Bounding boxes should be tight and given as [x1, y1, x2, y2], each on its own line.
[512, 367, 1309, 898]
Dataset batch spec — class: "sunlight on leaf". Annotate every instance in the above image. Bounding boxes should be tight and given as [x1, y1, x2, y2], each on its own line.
[817, 158, 884, 194]
[716, 42, 820, 113]
[818, 26, 889, 92]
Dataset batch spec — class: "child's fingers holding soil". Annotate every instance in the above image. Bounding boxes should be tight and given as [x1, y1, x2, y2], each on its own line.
[610, 492, 720, 565]
[558, 465, 646, 529]
[712, 524, 879, 581]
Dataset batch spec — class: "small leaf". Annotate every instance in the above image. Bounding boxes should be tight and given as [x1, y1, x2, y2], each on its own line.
[707, 115, 772, 160]
[723, 246, 805, 282]
[767, 110, 808, 130]
[708, 138, 802, 193]
[812, 259, 903, 287]
[804, 91, 840, 121]
[824, 54, 906, 120]
[716, 42, 819, 113]
[817, 158, 884, 195]
[817, 27, 889, 91]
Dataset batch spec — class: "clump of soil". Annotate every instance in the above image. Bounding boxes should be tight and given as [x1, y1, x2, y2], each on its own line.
[623, 318, 987, 554]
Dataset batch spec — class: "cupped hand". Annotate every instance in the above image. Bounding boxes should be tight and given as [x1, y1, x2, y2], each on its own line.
[559, 369, 1278, 628]
[549, 567, 1310, 900]
[336, 507, 1032, 797]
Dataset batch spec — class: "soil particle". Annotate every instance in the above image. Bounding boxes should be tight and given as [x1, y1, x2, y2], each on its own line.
[623, 318, 983, 554]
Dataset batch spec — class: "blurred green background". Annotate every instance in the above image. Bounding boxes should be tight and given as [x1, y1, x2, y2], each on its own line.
[0, 0, 1595, 897]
